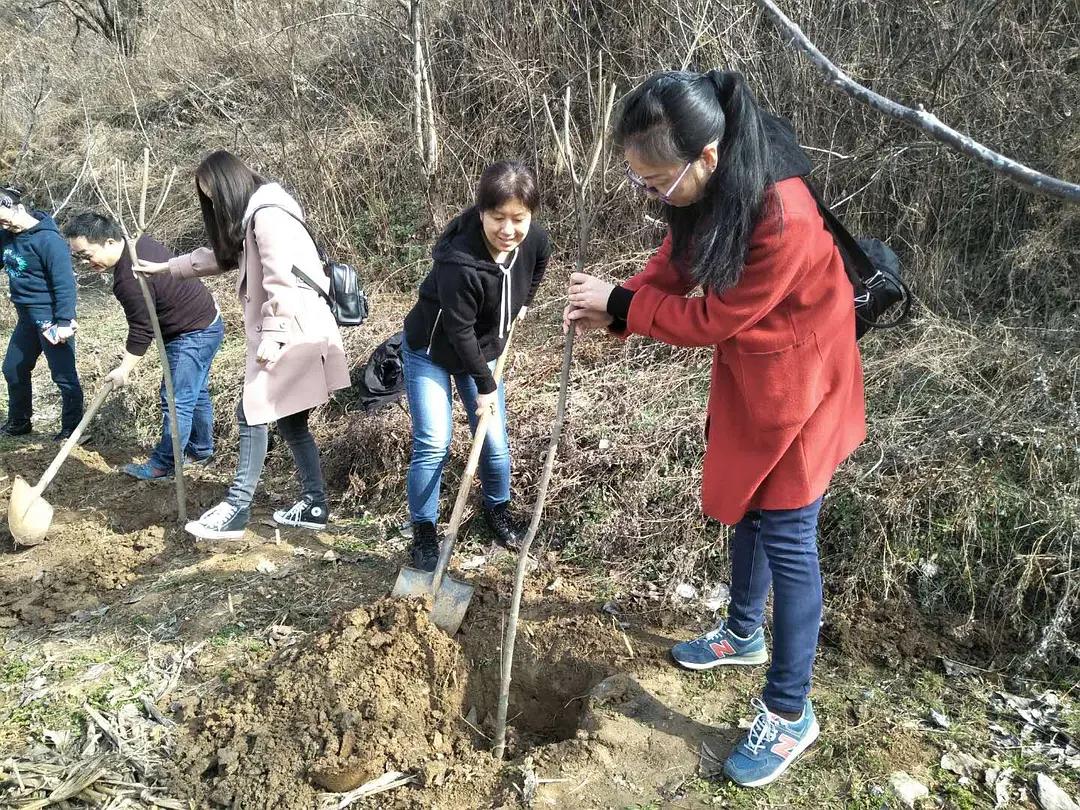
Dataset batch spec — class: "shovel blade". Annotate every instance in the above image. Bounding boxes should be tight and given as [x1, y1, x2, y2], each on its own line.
[390, 565, 475, 635]
[7, 476, 52, 546]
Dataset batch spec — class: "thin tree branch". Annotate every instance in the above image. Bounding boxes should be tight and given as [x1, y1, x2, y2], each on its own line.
[754, 0, 1080, 204]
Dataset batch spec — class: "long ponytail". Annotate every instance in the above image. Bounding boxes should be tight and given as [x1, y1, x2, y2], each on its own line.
[616, 70, 772, 292]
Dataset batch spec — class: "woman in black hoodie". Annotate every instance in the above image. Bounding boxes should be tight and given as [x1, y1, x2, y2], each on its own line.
[402, 161, 550, 571]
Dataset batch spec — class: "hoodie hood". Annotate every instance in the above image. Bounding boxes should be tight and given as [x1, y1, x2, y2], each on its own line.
[432, 206, 514, 276]
[25, 211, 62, 237]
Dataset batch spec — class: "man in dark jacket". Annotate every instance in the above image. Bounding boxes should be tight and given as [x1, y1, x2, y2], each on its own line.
[1, 186, 84, 440]
[64, 212, 224, 479]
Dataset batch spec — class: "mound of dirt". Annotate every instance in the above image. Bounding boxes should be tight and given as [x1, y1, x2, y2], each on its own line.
[168, 598, 499, 809]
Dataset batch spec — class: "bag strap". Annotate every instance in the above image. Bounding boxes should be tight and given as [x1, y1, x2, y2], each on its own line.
[291, 265, 336, 309]
[800, 180, 873, 284]
[248, 203, 330, 267]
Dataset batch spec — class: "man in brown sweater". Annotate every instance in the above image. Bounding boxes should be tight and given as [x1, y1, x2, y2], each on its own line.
[64, 212, 224, 479]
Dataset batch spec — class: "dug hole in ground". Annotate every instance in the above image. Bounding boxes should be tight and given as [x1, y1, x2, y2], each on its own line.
[2, 432, 1078, 810]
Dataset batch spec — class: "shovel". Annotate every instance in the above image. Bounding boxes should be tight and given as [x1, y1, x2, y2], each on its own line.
[391, 328, 515, 634]
[7, 380, 115, 546]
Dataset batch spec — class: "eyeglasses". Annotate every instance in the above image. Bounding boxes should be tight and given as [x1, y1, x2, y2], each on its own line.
[625, 161, 694, 204]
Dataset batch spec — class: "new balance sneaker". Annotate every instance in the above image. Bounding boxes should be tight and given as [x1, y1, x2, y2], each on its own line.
[482, 501, 527, 550]
[724, 698, 819, 787]
[122, 462, 171, 481]
[670, 619, 768, 670]
[185, 501, 249, 540]
[273, 498, 329, 530]
[409, 521, 440, 573]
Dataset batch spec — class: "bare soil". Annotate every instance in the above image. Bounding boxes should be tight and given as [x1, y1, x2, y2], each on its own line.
[2, 438, 1077, 809]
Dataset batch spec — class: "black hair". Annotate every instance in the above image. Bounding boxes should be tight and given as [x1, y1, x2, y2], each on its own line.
[475, 161, 540, 212]
[62, 211, 124, 243]
[615, 70, 771, 292]
[195, 150, 266, 270]
[0, 185, 23, 209]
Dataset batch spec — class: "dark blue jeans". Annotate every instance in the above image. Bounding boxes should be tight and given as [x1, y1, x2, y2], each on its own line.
[726, 497, 824, 715]
[148, 317, 224, 472]
[3, 305, 83, 431]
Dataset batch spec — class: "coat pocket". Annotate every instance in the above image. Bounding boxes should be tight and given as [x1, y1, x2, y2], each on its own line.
[735, 332, 825, 432]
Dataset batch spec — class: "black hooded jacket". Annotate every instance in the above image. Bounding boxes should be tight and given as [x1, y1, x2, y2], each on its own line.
[403, 207, 551, 394]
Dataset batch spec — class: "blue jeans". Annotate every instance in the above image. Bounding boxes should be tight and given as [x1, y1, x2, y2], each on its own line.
[402, 338, 510, 524]
[148, 317, 224, 472]
[726, 497, 824, 715]
[3, 305, 83, 431]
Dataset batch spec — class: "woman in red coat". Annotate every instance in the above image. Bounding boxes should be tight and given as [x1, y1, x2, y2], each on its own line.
[566, 70, 865, 788]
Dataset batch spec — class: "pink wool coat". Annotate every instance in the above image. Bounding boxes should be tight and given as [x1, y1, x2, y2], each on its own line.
[168, 183, 350, 425]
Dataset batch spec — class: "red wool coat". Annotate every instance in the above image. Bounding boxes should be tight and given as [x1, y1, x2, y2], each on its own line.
[623, 177, 866, 524]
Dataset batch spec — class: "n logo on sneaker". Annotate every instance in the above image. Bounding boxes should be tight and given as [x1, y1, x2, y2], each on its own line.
[708, 639, 737, 658]
[771, 733, 799, 759]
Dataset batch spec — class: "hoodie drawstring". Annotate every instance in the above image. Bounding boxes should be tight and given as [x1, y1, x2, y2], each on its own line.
[498, 248, 519, 339]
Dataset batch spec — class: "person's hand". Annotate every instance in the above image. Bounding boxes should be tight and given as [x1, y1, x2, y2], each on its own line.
[136, 259, 169, 276]
[105, 365, 131, 387]
[567, 272, 615, 312]
[54, 324, 76, 343]
[517, 305, 528, 321]
[475, 390, 498, 418]
[563, 304, 614, 336]
[256, 338, 285, 364]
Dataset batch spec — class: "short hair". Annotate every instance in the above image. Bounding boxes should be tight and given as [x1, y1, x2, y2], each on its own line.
[62, 211, 125, 243]
[475, 161, 540, 212]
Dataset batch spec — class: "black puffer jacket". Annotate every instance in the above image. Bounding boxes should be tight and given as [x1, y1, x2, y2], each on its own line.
[403, 207, 551, 393]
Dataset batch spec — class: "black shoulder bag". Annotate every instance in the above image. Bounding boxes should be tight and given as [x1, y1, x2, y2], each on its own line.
[802, 182, 912, 340]
[249, 204, 369, 327]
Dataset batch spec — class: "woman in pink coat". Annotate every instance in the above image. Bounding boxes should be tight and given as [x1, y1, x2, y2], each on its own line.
[138, 150, 349, 541]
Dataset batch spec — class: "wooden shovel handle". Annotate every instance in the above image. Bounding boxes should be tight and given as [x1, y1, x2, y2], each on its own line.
[432, 326, 515, 590]
[33, 380, 115, 497]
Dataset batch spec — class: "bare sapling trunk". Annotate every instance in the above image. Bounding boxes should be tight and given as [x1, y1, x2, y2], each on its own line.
[492, 68, 617, 761]
[89, 149, 185, 523]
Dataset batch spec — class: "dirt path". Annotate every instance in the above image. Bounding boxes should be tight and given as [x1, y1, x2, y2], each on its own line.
[1, 439, 1078, 809]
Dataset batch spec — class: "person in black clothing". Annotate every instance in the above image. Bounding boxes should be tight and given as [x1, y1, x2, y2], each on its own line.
[402, 161, 550, 569]
[64, 212, 223, 479]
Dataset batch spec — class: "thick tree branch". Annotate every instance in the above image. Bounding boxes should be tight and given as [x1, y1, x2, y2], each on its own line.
[755, 0, 1080, 204]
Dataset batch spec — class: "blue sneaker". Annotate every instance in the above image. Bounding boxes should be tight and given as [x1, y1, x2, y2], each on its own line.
[670, 619, 768, 670]
[122, 462, 171, 481]
[724, 698, 819, 787]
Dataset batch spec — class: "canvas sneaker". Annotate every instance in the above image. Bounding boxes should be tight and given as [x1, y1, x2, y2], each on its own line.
[273, 498, 329, 530]
[670, 619, 768, 670]
[724, 698, 819, 787]
[185, 501, 249, 540]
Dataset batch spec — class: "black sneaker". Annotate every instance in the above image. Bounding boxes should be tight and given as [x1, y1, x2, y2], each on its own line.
[0, 420, 32, 437]
[409, 521, 440, 573]
[53, 427, 90, 445]
[273, 498, 329, 530]
[185, 501, 249, 540]
[483, 501, 528, 550]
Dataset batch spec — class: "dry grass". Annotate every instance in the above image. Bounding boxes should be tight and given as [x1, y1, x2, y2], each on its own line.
[1, 0, 1077, 670]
